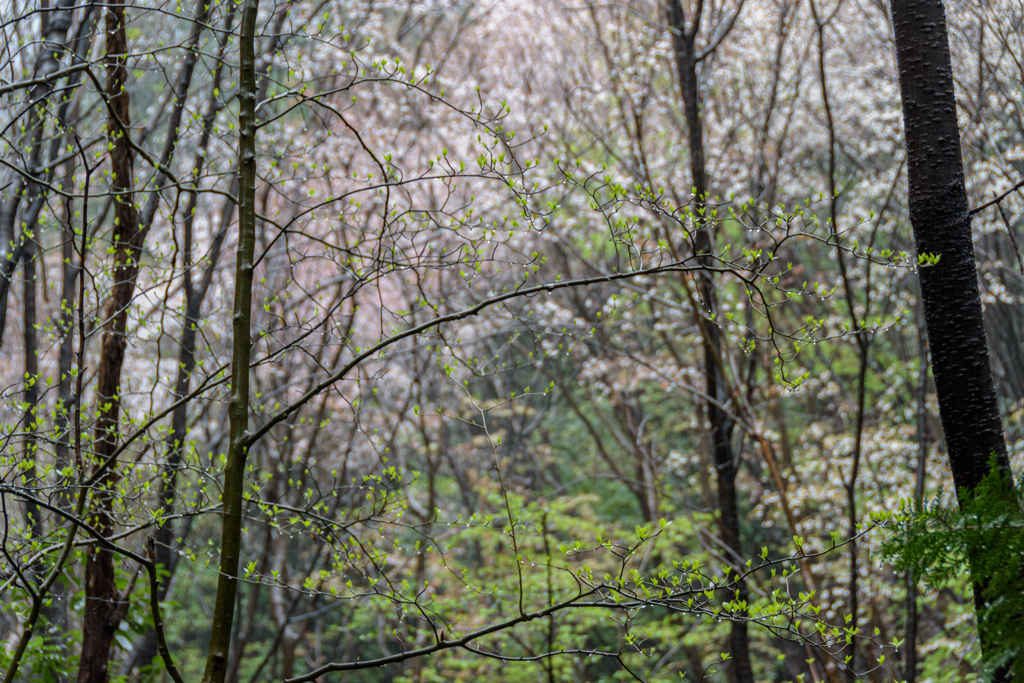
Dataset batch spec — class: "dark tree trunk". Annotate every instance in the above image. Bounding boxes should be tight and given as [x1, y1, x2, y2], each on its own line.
[22, 236, 41, 550]
[666, 3, 753, 683]
[891, 0, 1022, 678]
[22, 236, 65, 679]
[76, 1, 140, 680]
[79, 0, 214, 671]
[201, 0, 260, 677]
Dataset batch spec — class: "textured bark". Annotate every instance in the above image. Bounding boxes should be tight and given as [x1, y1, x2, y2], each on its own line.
[666, 3, 753, 682]
[76, 1, 140, 680]
[891, 0, 1021, 677]
[201, 0, 259, 677]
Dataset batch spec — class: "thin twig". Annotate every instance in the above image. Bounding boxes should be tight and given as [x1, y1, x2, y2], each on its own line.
[969, 177, 1024, 216]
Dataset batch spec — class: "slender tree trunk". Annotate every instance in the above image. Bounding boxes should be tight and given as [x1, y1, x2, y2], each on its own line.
[50, 0, 98, 477]
[202, 0, 259, 677]
[22, 235, 45, 583]
[269, 528, 300, 679]
[21, 234, 68, 669]
[891, 0, 1022, 677]
[47, 6, 98, 630]
[666, 4, 752, 682]
[808, 3, 871, 673]
[47, 176, 77, 656]
[904, 300, 929, 683]
[76, 1, 140, 679]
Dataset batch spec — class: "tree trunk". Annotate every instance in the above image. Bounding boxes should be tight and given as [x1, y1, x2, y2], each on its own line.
[269, 529, 300, 679]
[22, 236, 41, 554]
[904, 301, 929, 683]
[201, 0, 259, 677]
[891, 0, 1022, 677]
[666, 3, 753, 682]
[76, 1, 140, 680]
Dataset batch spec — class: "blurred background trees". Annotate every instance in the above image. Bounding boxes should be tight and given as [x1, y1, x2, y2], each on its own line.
[0, 0, 1021, 681]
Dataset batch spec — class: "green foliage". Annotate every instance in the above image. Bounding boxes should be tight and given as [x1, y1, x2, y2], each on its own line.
[881, 460, 1024, 679]
[0, 632, 77, 682]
